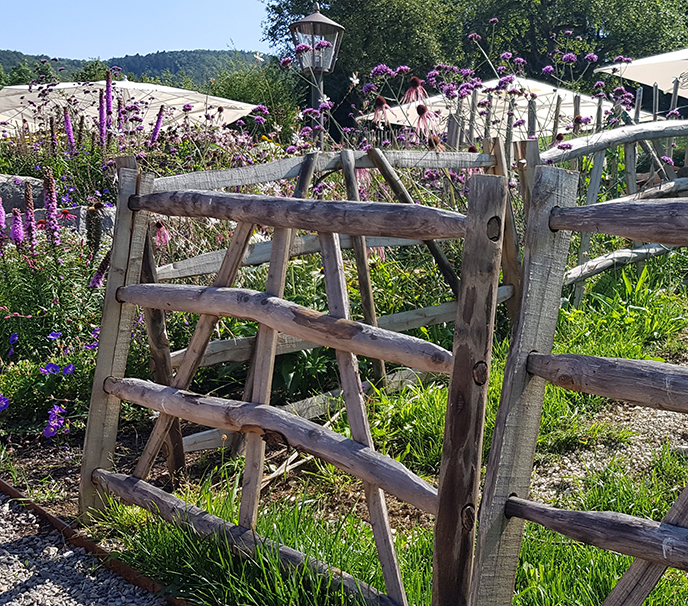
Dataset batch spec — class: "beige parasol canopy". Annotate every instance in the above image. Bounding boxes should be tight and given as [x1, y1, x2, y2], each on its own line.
[359, 77, 653, 140]
[0, 80, 256, 132]
[595, 49, 688, 99]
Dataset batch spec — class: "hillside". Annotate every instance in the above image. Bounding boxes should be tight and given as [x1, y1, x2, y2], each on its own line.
[0, 49, 259, 86]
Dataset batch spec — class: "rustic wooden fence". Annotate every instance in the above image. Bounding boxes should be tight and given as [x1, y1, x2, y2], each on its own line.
[78, 148, 517, 605]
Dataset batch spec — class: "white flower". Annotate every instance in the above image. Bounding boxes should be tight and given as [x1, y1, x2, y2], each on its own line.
[272, 124, 283, 133]
[319, 94, 331, 105]
[350, 72, 360, 86]
[254, 52, 265, 62]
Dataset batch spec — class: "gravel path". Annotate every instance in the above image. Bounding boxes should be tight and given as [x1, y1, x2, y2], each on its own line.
[0, 493, 168, 606]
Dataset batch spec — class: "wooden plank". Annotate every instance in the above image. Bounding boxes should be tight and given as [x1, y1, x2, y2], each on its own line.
[366, 147, 461, 297]
[470, 166, 578, 606]
[103, 378, 439, 514]
[239, 227, 293, 529]
[540, 120, 688, 164]
[118, 284, 454, 375]
[624, 142, 638, 195]
[132, 221, 255, 480]
[93, 470, 398, 606]
[467, 89, 478, 144]
[527, 353, 688, 412]
[603, 486, 688, 606]
[485, 137, 521, 324]
[131, 191, 467, 240]
[140, 231, 185, 484]
[551, 95, 562, 143]
[167, 289, 514, 368]
[527, 98, 536, 139]
[319, 231, 407, 605]
[549, 200, 688, 246]
[609, 177, 688, 203]
[514, 140, 541, 218]
[505, 497, 688, 570]
[433, 174, 507, 606]
[152, 151, 497, 192]
[573, 150, 605, 307]
[79, 161, 151, 517]
[156, 235, 431, 281]
[341, 149, 385, 383]
[564, 243, 674, 286]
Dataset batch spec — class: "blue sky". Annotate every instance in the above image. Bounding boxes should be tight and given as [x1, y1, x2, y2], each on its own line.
[2, 0, 274, 60]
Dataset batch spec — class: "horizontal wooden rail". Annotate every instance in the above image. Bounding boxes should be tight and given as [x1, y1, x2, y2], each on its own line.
[505, 496, 688, 571]
[609, 177, 688, 204]
[168, 288, 513, 368]
[563, 243, 674, 286]
[540, 120, 688, 164]
[92, 469, 398, 606]
[152, 151, 496, 191]
[129, 191, 467, 240]
[549, 201, 688, 245]
[156, 234, 438, 281]
[527, 353, 688, 413]
[103, 377, 438, 514]
[117, 284, 454, 374]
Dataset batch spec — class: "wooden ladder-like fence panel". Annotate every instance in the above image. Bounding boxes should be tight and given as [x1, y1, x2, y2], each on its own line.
[80, 149, 511, 605]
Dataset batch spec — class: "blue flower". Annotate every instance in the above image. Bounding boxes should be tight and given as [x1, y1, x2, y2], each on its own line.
[47, 332, 62, 340]
[9, 333, 18, 345]
[42, 363, 61, 374]
[0, 394, 8, 411]
[62, 364, 75, 375]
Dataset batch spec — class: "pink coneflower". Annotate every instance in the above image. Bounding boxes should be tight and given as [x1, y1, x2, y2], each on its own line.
[401, 77, 428, 104]
[155, 222, 171, 247]
[415, 104, 437, 138]
[373, 96, 390, 126]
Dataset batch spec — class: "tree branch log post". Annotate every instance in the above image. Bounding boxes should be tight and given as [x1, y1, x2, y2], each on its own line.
[433, 174, 508, 606]
[514, 139, 541, 220]
[79, 160, 152, 517]
[484, 137, 521, 325]
[140, 230, 185, 484]
[470, 166, 579, 606]
[573, 150, 605, 308]
[319, 230, 407, 605]
[340, 149, 386, 384]
[92, 469, 399, 606]
[366, 147, 461, 297]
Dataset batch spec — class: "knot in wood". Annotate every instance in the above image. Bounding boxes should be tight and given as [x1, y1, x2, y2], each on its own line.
[486, 216, 502, 242]
[472, 361, 488, 385]
[461, 504, 476, 530]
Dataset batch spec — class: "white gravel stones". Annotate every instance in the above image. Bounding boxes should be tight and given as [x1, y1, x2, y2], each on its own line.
[0, 494, 168, 606]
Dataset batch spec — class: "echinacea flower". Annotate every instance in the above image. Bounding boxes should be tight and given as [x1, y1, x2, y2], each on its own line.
[155, 222, 170, 247]
[415, 104, 437, 137]
[401, 76, 428, 104]
[373, 96, 390, 126]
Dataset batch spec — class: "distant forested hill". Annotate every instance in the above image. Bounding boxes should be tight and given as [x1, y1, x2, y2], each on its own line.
[0, 49, 260, 86]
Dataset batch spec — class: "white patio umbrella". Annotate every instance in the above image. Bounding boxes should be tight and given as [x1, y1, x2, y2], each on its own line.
[359, 77, 652, 140]
[595, 49, 688, 99]
[0, 80, 257, 132]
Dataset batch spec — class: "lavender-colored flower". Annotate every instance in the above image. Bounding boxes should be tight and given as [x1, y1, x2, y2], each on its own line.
[557, 142, 573, 150]
[564, 30, 573, 35]
[105, 69, 113, 128]
[63, 107, 75, 152]
[23, 182, 37, 253]
[584, 53, 598, 62]
[395, 65, 411, 75]
[468, 32, 481, 42]
[89, 249, 111, 289]
[42, 167, 60, 246]
[661, 156, 675, 166]
[370, 64, 395, 78]
[500, 52, 513, 61]
[149, 105, 164, 146]
[84, 343, 99, 350]
[489, 17, 499, 23]
[593, 81, 605, 89]
[513, 57, 527, 66]
[294, 43, 312, 54]
[254, 115, 266, 125]
[562, 53, 577, 64]
[47, 332, 62, 340]
[155, 222, 170, 247]
[0, 197, 5, 236]
[10, 208, 24, 244]
[98, 89, 106, 147]
[512, 119, 526, 127]
[62, 364, 75, 375]
[253, 104, 270, 115]
[362, 83, 378, 96]
[0, 394, 8, 411]
[667, 109, 681, 118]
[285, 145, 297, 154]
[280, 57, 293, 68]
[43, 425, 58, 437]
[314, 40, 332, 50]
[183, 103, 193, 112]
[542, 65, 555, 75]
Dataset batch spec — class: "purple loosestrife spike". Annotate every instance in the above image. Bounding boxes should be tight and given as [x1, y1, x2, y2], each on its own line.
[98, 90, 106, 146]
[24, 182, 37, 254]
[150, 105, 164, 145]
[105, 70, 113, 128]
[63, 107, 75, 152]
[42, 167, 60, 246]
[89, 249, 111, 288]
[10, 209, 24, 244]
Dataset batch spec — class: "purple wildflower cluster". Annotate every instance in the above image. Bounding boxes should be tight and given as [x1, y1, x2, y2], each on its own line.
[43, 404, 69, 437]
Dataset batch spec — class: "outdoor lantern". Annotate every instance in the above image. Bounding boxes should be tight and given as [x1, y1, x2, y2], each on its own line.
[288, 4, 345, 75]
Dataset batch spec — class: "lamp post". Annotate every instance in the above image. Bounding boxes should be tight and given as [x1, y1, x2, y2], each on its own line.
[289, 4, 344, 148]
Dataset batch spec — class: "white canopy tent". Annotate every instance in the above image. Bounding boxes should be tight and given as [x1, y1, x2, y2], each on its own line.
[0, 80, 257, 132]
[595, 49, 688, 99]
[359, 77, 653, 140]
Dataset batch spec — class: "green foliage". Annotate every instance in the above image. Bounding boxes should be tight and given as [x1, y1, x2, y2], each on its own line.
[72, 59, 109, 82]
[7, 61, 34, 85]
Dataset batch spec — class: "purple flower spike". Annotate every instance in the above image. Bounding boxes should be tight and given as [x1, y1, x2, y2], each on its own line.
[149, 105, 164, 146]
[10, 208, 24, 244]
